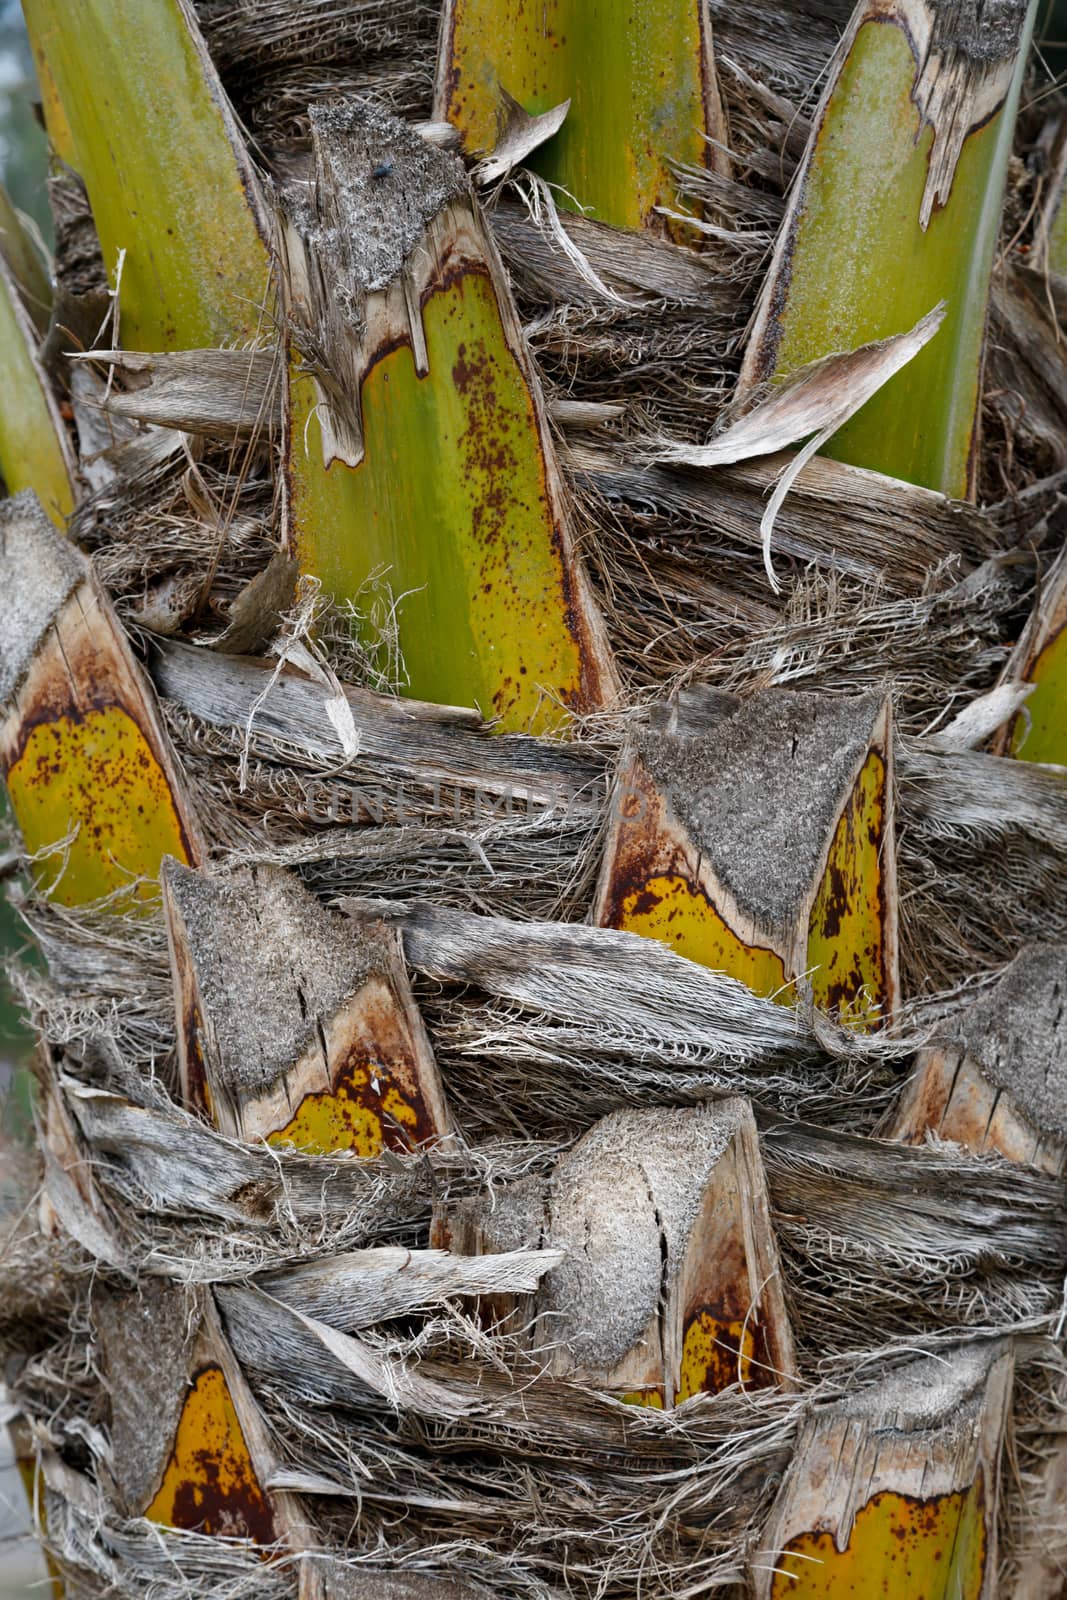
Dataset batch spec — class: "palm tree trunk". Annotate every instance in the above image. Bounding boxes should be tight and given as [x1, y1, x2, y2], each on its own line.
[1, 1, 1066, 1597]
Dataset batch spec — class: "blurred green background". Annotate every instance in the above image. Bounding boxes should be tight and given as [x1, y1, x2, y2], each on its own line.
[0, 0, 44, 1102]
[0, 6, 47, 1587]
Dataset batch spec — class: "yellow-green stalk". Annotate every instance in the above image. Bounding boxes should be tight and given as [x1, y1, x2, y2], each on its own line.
[741, 0, 1036, 498]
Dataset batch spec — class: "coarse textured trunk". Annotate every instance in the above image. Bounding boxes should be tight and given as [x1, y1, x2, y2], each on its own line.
[1, 0, 1067, 1598]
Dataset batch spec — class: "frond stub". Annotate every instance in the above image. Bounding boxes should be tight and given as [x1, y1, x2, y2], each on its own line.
[22, 0, 274, 349]
[163, 859, 451, 1153]
[435, 0, 728, 233]
[94, 1282, 313, 1551]
[740, 0, 1035, 497]
[280, 100, 617, 734]
[594, 688, 898, 1027]
[886, 942, 1067, 1175]
[753, 1340, 1014, 1599]
[436, 1100, 798, 1404]
[0, 493, 201, 906]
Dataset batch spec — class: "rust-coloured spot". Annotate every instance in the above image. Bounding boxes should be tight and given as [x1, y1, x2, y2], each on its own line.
[806, 748, 889, 1028]
[288, 243, 602, 734]
[267, 981, 440, 1160]
[601, 761, 790, 998]
[182, 997, 212, 1119]
[771, 1472, 987, 1597]
[145, 1365, 276, 1544]
[612, 870, 789, 1000]
[677, 1306, 770, 1398]
[6, 703, 192, 907]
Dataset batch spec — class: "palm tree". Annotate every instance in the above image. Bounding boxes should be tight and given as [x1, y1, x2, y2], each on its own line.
[1, 0, 1066, 1597]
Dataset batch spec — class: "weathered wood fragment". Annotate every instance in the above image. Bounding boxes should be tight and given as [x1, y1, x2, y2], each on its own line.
[436, 1100, 797, 1404]
[752, 1340, 1014, 1598]
[36, 1044, 123, 1264]
[261, 1245, 564, 1330]
[162, 858, 450, 1151]
[279, 99, 616, 733]
[80, 347, 282, 442]
[151, 636, 601, 812]
[594, 688, 897, 1025]
[886, 942, 1067, 1175]
[0, 493, 200, 906]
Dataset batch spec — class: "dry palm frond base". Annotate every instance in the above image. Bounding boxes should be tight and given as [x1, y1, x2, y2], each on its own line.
[4, 3, 1067, 1598]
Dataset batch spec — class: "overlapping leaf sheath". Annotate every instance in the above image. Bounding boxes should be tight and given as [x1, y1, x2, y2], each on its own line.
[741, 0, 1036, 496]
[885, 946, 1067, 1598]
[154, 863, 450, 1586]
[6, 0, 1067, 1594]
[595, 688, 898, 1025]
[887, 942, 1067, 1174]
[435, 1101, 797, 1404]
[21, 0, 273, 349]
[0, 189, 75, 525]
[280, 100, 616, 733]
[0, 184, 50, 332]
[0, 493, 200, 906]
[435, 0, 727, 231]
[755, 1342, 1013, 1598]
[997, 544, 1067, 762]
[163, 860, 450, 1152]
[93, 1282, 307, 1547]
[20, 5, 74, 166]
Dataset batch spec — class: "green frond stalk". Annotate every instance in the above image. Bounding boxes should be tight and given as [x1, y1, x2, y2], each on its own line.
[20, 6, 75, 167]
[21, 0, 273, 349]
[997, 543, 1067, 762]
[0, 248, 75, 525]
[435, 0, 728, 232]
[756, 1343, 1013, 1600]
[282, 102, 617, 733]
[742, 0, 1036, 497]
[1035, 113, 1067, 279]
[0, 183, 50, 333]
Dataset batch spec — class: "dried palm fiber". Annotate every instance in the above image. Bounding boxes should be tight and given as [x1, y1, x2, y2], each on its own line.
[5, 0, 1067, 1597]
[68, 412, 284, 640]
[145, 639, 1067, 1000]
[10, 1021, 1067, 1599]
[11, 497, 1065, 1576]
[196, 0, 440, 152]
[878, 943, 1067, 1593]
[67, 214, 1049, 737]
[12, 1049, 1066, 1599]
